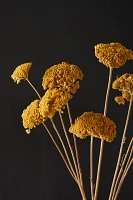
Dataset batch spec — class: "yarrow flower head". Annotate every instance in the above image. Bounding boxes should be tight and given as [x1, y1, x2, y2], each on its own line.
[42, 62, 84, 94]
[11, 62, 32, 84]
[69, 112, 116, 142]
[39, 88, 72, 118]
[95, 43, 133, 68]
[112, 73, 133, 104]
[21, 100, 45, 134]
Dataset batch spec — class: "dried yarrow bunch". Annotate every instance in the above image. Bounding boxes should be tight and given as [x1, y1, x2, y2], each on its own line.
[21, 100, 46, 134]
[11, 62, 32, 83]
[112, 73, 133, 105]
[95, 42, 133, 68]
[69, 112, 116, 142]
[11, 42, 133, 200]
[42, 62, 83, 94]
[39, 88, 72, 118]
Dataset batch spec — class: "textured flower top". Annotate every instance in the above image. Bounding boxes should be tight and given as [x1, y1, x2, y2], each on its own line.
[69, 112, 116, 142]
[39, 88, 72, 118]
[21, 100, 45, 134]
[95, 43, 133, 68]
[112, 73, 133, 104]
[11, 62, 32, 84]
[42, 62, 83, 94]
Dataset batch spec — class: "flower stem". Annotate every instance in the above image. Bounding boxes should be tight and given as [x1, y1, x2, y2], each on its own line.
[50, 118, 77, 180]
[42, 123, 77, 182]
[113, 157, 133, 200]
[90, 136, 94, 200]
[78, 182, 88, 200]
[111, 138, 133, 199]
[59, 112, 80, 180]
[67, 103, 86, 199]
[103, 68, 113, 116]
[109, 96, 133, 200]
[67, 104, 82, 182]
[26, 78, 41, 99]
[94, 67, 113, 200]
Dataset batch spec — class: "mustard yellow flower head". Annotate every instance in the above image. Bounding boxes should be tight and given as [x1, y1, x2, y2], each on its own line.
[95, 43, 133, 68]
[42, 62, 83, 94]
[11, 62, 32, 84]
[114, 96, 125, 105]
[22, 100, 45, 134]
[39, 88, 72, 118]
[69, 112, 116, 142]
[112, 73, 133, 104]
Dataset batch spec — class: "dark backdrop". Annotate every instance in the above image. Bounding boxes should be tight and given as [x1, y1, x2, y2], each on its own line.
[0, 0, 133, 200]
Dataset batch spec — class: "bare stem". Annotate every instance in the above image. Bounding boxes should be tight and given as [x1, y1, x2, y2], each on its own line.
[67, 103, 86, 199]
[90, 136, 94, 200]
[109, 96, 133, 200]
[94, 140, 104, 200]
[42, 123, 77, 182]
[94, 67, 113, 200]
[50, 118, 77, 180]
[113, 158, 133, 200]
[78, 182, 88, 200]
[111, 138, 133, 199]
[123, 146, 133, 173]
[59, 112, 80, 180]
[25, 78, 41, 99]
[103, 68, 113, 116]
[67, 104, 83, 183]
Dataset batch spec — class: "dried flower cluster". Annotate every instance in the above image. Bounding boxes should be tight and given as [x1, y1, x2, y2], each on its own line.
[39, 88, 72, 118]
[112, 73, 133, 104]
[42, 62, 83, 94]
[11, 61, 84, 134]
[11, 62, 32, 84]
[69, 112, 116, 142]
[95, 43, 133, 68]
[21, 100, 45, 134]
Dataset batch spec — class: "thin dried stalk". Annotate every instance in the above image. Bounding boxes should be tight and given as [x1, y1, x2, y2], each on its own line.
[111, 138, 133, 199]
[109, 96, 133, 200]
[51, 116, 87, 200]
[42, 123, 77, 182]
[78, 183, 88, 200]
[94, 67, 113, 200]
[123, 146, 133, 173]
[94, 140, 104, 200]
[59, 112, 80, 180]
[113, 157, 133, 200]
[50, 118, 77, 180]
[90, 136, 94, 200]
[67, 103, 83, 183]
[67, 103, 86, 199]
[26, 78, 41, 99]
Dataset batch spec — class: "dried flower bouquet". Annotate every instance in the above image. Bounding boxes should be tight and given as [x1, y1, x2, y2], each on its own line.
[11, 43, 133, 200]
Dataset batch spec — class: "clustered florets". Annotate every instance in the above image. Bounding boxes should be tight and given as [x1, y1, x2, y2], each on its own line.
[112, 73, 133, 104]
[21, 100, 45, 134]
[42, 62, 83, 94]
[69, 112, 116, 142]
[39, 88, 72, 118]
[95, 43, 133, 68]
[11, 62, 32, 84]
[11, 61, 83, 133]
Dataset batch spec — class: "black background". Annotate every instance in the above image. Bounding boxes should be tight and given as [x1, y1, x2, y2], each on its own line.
[0, 0, 133, 199]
